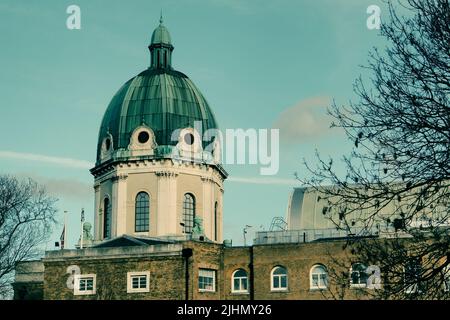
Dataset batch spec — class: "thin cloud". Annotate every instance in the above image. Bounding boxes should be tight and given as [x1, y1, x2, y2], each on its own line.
[0, 2, 50, 17]
[13, 173, 92, 202]
[228, 176, 298, 186]
[0, 151, 93, 169]
[272, 97, 336, 144]
[0, 151, 297, 186]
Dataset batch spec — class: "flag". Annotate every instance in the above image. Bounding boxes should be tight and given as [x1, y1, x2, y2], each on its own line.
[60, 225, 65, 249]
[80, 208, 85, 249]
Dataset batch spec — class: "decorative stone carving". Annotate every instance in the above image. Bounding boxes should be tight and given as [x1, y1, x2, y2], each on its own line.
[155, 171, 178, 178]
[77, 222, 94, 248]
[201, 176, 215, 184]
[111, 174, 128, 182]
[192, 216, 205, 237]
[176, 127, 202, 156]
[100, 133, 114, 161]
[128, 125, 157, 152]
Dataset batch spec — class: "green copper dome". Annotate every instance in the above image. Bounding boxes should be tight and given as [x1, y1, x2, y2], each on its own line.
[95, 20, 218, 164]
[151, 16, 172, 45]
[151, 25, 171, 45]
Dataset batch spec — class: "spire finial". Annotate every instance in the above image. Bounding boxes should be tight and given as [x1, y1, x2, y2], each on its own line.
[159, 9, 163, 25]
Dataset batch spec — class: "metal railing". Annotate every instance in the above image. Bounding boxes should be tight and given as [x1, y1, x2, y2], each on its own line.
[253, 227, 377, 245]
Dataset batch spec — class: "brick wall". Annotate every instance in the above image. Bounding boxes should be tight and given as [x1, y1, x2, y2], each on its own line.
[221, 241, 369, 300]
[44, 255, 185, 300]
[15, 239, 376, 300]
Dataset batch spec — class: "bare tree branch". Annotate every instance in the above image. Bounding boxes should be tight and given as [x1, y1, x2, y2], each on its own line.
[300, 0, 450, 299]
[0, 175, 57, 299]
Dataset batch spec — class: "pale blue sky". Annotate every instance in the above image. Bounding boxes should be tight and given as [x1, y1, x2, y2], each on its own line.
[0, 0, 388, 247]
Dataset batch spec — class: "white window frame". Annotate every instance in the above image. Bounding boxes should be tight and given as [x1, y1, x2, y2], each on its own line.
[310, 265, 328, 290]
[350, 263, 368, 288]
[270, 266, 288, 292]
[231, 269, 249, 294]
[74, 274, 96, 296]
[127, 271, 150, 293]
[199, 269, 216, 292]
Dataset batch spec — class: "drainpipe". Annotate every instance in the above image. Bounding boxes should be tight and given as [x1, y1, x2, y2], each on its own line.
[182, 248, 193, 300]
[249, 245, 254, 300]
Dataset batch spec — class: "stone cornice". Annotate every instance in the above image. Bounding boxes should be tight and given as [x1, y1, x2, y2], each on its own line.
[43, 244, 184, 262]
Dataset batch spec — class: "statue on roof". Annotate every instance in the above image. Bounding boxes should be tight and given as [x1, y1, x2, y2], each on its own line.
[192, 216, 205, 237]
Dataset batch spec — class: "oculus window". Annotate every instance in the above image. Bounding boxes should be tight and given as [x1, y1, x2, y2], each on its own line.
[138, 131, 150, 144]
[184, 133, 194, 145]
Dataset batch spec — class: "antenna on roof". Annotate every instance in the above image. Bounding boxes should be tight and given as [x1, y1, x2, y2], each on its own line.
[269, 217, 288, 231]
[243, 225, 252, 247]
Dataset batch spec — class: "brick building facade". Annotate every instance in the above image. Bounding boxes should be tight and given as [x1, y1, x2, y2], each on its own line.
[14, 236, 375, 300]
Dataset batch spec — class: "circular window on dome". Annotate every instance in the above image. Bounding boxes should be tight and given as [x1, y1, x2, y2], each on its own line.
[184, 133, 194, 145]
[104, 138, 111, 151]
[138, 131, 150, 144]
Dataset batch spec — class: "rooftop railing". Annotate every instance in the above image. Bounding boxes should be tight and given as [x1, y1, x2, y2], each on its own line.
[253, 227, 381, 245]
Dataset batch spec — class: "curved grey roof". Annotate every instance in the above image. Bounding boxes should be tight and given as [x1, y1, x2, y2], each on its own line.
[286, 186, 415, 232]
[287, 187, 337, 230]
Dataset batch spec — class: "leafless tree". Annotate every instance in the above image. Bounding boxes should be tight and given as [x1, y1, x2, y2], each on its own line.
[0, 175, 57, 299]
[301, 0, 450, 299]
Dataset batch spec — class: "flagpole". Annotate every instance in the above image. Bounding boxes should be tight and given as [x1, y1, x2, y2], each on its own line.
[80, 208, 85, 249]
[63, 210, 68, 249]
